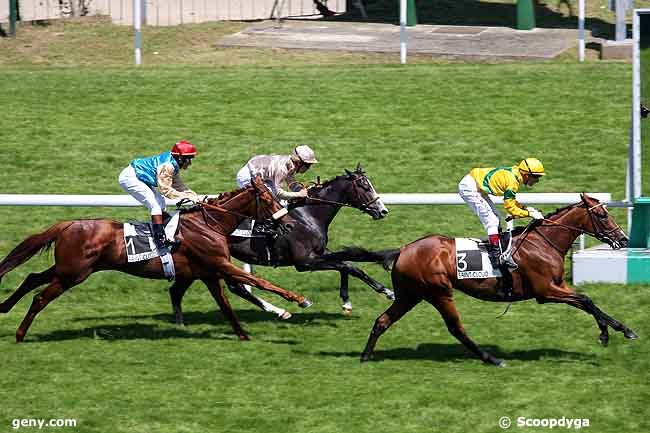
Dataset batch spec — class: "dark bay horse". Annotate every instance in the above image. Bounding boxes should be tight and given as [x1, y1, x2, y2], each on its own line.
[169, 163, 394, 324]
[0, 176, 311, 342]
[330, 194, 638, 366]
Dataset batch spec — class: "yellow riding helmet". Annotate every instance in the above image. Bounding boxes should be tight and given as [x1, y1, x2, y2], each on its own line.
[518, 158, 546, 176]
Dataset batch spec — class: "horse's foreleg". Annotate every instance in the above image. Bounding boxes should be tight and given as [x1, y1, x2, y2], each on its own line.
[226, 280, 292, 320]
[540, 283, 638, 345]
[168, 279, 193, 326]
[338, 271, 352, 314]
[297, 257, 394, 313]
[361, 297, 419, 362]
[426, 294, 504, 366]
[16, 277, 71, 343]
[202, 278, 249, 341]
[0, 266, 55, 314]
[216, 260, 311, 308]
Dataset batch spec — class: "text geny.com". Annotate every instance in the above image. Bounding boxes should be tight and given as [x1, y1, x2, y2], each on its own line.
[12, 419, 77, 429]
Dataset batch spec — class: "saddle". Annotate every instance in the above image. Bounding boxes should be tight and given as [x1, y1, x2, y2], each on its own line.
[123, 212, 181, 280]
[230, 218, 280, 266]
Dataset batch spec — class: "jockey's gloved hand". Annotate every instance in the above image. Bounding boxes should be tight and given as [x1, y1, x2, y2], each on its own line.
[528, 208, 544, 220]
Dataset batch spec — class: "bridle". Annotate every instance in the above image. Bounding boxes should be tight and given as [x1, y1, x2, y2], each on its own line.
[194, 187, 287, 235]
[511, 201, 626, 255]
[300, 174, 380, 213]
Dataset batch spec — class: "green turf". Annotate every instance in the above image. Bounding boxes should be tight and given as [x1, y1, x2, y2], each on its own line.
[0, 61, 647, 433]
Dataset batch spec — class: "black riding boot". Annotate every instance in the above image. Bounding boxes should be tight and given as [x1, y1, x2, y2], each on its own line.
[486, 243, 501, 269]
[152, 223, 168, 251]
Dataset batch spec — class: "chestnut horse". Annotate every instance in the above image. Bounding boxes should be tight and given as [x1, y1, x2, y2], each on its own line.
[0, 176, 311, 342]
[330, 194, 638, 366]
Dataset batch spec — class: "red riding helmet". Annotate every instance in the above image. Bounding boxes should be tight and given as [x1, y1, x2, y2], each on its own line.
[171, 140, 198, 156]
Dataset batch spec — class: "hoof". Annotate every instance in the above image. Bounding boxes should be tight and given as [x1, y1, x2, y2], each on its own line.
[299, 299, 313, 309]
[599, 334, 609, 347]
[341, 301, 353, 316]
[496, 360, 507, 368]
[238, 334, 250, 341]
[360, 354, 370, 363]
[278, 310, 292, 320]
[624, 329, 639, 340]
[342, 307, 353, 317]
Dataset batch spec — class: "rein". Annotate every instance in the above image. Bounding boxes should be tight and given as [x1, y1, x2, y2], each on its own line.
[510, 203, 623, 256]
[302, 175, 380, 211]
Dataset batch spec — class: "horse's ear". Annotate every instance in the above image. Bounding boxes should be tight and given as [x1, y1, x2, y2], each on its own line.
[344, 169, 352, 177]
[356, 162, 363, 173]
[317, 176, 321, 185]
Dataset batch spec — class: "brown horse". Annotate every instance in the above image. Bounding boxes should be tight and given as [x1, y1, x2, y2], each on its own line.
[330, 194, 638, 366]
[0, 176, 311, 343]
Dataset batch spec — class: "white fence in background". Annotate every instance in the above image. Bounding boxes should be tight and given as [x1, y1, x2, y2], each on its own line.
[0, 192, 614, 207]
[0, 192, 618, 252]
[1, 0, 346, 26]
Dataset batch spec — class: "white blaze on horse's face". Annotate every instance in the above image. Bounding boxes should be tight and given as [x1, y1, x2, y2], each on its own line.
[272, 207, 288, 220]
[366, 178, 389, 219]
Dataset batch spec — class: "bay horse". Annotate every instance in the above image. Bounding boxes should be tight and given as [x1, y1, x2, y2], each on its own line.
[329, 194, 638, 366]
[169, 163, 394, 324]
[0, 176, 311, 342]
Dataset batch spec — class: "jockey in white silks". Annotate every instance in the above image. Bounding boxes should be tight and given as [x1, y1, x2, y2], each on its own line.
[234, 144, 318, 320]
[118, 140, 200, 250]
[236, 144, 318, 202]
[458, 157, 546, 267]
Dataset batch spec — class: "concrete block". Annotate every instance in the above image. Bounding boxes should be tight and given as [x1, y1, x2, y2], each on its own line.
[600, 39, 633, 60]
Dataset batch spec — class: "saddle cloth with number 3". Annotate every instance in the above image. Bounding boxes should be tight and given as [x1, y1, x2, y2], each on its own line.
[455, 238, 502, 279]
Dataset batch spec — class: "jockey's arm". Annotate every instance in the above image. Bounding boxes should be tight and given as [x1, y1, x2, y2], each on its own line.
[157, 164, 199, 202]
[276, 187, 307, 200]
[503, 190, 530, 218]
[275, 174, 307, 200]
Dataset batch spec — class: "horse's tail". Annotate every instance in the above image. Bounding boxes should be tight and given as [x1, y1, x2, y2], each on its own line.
[327, 246, 401, 271]
[0, 221, 73, 283]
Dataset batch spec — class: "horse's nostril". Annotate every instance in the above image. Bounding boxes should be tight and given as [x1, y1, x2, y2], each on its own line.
[381, 209, 389, 215]
[285, 223, 294, 232]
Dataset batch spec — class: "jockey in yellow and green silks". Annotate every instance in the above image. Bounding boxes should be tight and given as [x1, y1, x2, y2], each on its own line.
[458, 158, 546, 265]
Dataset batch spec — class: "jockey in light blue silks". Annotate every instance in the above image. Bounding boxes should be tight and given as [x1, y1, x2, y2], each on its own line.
[118, 140, 200, 250]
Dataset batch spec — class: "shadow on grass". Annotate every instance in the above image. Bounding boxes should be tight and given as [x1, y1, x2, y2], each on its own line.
[319, 342, 597, 364]
[72, 308, 351, 326]
[313, 0, 620, 40]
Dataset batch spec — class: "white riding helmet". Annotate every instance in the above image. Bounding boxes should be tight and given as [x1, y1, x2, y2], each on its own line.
[294, 145, 318, 164]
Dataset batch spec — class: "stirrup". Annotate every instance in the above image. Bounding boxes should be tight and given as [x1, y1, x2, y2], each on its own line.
[500, 254, 518, 270]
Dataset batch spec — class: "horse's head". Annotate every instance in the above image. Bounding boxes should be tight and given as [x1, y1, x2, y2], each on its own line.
[575, 194, 628, 249]
[249, 175, 294, 233]
[339, 163, 389, 220]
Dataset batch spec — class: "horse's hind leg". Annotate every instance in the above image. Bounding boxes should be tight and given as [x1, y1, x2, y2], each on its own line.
[425, 294, 504, 367]
[0, 266, 56, 314]
[15, 276, 72, 342]
[202, 278, 249, 341]
[361, 296, 419, 362]
[169, 279, 193, 326]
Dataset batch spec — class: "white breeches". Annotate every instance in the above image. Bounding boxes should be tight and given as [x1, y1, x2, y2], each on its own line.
[236, 166, 252, 188]
[458, 174, 501, 235]
[119, 165, 166, 216]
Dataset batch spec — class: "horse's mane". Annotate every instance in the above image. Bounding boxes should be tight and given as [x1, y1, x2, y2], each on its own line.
[308, 175, 346, 195]
[180, 186, 249, 214]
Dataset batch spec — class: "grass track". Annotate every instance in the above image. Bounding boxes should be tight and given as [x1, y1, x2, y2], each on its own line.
[0, 58, 648, 432]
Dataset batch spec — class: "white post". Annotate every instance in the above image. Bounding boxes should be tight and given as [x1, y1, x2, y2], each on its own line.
[134, 0, 142, 66]
[633, 10, 642, 199]
[578, 0, 585, 62]
[400, 0, 407, 64]
[616, 0, 627, 41]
